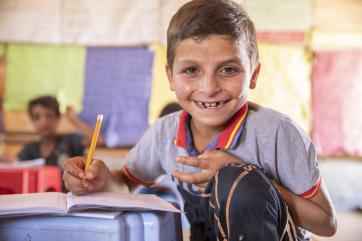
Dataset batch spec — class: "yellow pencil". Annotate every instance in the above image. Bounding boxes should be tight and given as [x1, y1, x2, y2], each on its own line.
[83, 114, 103, 182]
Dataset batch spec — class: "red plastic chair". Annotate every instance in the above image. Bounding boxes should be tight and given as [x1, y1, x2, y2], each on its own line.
[0, 166, 61, 194]
[36, 166, 62, 192]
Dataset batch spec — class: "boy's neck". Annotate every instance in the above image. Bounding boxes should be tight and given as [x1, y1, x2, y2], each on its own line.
[190, 119, 225, 153]
[40, 135, 58, 144]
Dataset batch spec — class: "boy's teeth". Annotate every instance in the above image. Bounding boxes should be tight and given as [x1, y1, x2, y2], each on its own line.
[196, 101, 226, 108]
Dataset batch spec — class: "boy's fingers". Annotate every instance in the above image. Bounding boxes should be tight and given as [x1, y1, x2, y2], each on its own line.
[172, 170, 209, 184]
[64, 157, 85, 178]
[87, 159, 105, 180]
[176, 156, 209, 169]
[64, 171, 88, 195]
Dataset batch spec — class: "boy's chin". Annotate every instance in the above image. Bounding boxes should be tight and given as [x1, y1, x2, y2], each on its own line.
[39, 131, 57, 138]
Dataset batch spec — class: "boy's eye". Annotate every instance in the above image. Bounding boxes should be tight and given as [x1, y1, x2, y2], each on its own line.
[32, 114, 40, 121]
[46, 113, 54, 119]
[183, 66, 199, 75]
[220, 66, 238, 74]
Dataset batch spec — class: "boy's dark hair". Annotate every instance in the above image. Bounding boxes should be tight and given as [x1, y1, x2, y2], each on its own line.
[28, 96, 61, 117]
[159, 102, 182, 117]
[167, 0, 258, 71]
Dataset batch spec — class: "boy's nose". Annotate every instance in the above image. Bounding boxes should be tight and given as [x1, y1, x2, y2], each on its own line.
[38, 116, 48, 126]
[200, 74, 220, 96]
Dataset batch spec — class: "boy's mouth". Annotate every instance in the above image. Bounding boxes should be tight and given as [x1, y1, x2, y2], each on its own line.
[195, 100, 227, 109]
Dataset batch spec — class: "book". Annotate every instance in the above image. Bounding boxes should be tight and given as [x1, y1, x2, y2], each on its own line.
[0, 158, 45, 169]
[0, 192, 180, 218]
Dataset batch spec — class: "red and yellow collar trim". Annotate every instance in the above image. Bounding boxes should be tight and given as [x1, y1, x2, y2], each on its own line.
[173, 102, 249, 150]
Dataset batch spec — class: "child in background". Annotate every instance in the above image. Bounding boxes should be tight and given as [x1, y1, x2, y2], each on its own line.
[63, 0, 336, 240]
[159, 102, 182, 117]
[17, 96, 104, 168]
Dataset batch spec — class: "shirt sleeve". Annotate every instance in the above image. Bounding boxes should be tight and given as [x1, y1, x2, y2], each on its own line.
[66, 134, 84, 157]
[263, 117, 321, 198]
[17, 142, 38, 161]
[123, 121, 165, 186]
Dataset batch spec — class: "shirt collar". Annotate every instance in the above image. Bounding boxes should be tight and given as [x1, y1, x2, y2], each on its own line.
[174, 102, 249, 152]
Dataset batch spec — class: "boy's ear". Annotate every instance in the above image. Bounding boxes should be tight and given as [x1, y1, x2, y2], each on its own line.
[165, 64, 175, 91]
[249, 63, 260, 89]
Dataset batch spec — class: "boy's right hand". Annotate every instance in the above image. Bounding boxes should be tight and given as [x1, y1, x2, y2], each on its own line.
[63, 156, 109, 195]
[65, 106, 78, 123]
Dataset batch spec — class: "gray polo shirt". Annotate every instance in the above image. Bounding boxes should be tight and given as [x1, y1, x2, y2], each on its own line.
[124, 102, 320, 197]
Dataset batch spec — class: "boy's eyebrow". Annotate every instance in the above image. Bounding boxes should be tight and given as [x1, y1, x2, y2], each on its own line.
[176, 57, 243, 66]
[217, 57, 243, 66]
[176, 59, 198, 66]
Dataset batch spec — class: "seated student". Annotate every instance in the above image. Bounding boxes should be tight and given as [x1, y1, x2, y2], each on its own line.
[63, 1, 337, 240]
[17, 96, 104, 168]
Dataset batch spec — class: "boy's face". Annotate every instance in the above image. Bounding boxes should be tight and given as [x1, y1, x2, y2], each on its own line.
[166, 35, 260, 132]
[30, 104, 60, 138]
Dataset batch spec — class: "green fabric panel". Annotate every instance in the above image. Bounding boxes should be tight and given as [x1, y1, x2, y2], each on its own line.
[4, 44, 85, 112]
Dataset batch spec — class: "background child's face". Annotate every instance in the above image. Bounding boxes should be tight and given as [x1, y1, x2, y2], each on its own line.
[30, 104, 60, 138]
[166, 35, 259, 131]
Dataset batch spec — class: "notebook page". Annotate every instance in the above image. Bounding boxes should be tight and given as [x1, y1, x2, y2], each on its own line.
[0, 192, 67, 217]
[66, 192, 180, 213]
[0, 158, 45, 169]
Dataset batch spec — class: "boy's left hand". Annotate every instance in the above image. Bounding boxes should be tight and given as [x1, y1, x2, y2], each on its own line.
[172, 149, 243, 192]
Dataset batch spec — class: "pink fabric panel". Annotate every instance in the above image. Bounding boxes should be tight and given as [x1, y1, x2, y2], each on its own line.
[312, 51, 362, 156]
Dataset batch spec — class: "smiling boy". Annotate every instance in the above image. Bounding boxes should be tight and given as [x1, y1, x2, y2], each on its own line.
[63, 0, 336, 240]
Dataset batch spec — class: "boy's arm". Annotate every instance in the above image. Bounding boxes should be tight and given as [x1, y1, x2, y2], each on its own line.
[65, 106, 105, 146]
[103, 168, 140, 193]
[273, 179, 337, 236]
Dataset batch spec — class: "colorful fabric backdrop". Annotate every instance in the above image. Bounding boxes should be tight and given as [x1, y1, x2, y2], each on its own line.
[0, 0, 361, 157]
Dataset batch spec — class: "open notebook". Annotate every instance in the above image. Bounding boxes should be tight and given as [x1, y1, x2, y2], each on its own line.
[0, 158, 45, 169]
[0, 192, 180, 217]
